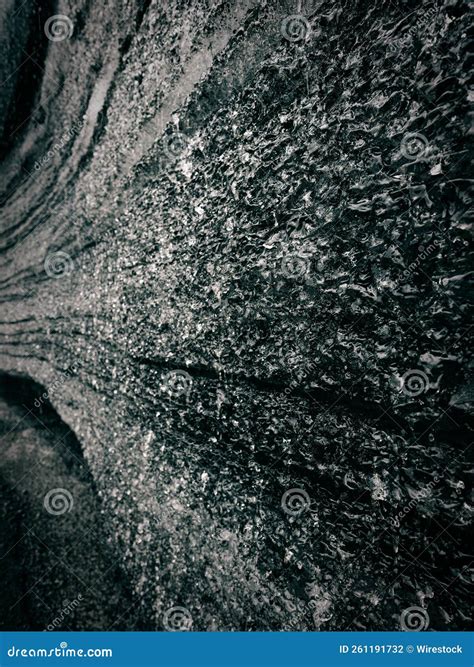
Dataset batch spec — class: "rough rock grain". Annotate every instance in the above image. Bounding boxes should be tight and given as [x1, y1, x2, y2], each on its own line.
[0, 0, 472, 630]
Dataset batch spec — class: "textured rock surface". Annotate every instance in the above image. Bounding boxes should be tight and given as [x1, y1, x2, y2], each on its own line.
[0, 0, 472, 630]
[0, 375, 137, 631]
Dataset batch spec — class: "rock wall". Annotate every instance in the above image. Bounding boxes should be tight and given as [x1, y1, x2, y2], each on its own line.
[0, 0, 472, 630]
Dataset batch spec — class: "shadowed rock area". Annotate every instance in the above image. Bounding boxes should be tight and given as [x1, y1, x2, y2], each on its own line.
[0, 0, 472, 631]
[0, 374, 139, 630]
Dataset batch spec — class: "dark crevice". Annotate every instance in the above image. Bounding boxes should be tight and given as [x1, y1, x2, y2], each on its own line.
[133, 355, 473, 441]
[0, 372, 140, 630]
[0, 0, 55, 160]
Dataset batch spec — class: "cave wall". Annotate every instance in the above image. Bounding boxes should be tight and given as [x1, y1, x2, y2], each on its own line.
[0, 0, 472, 630]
